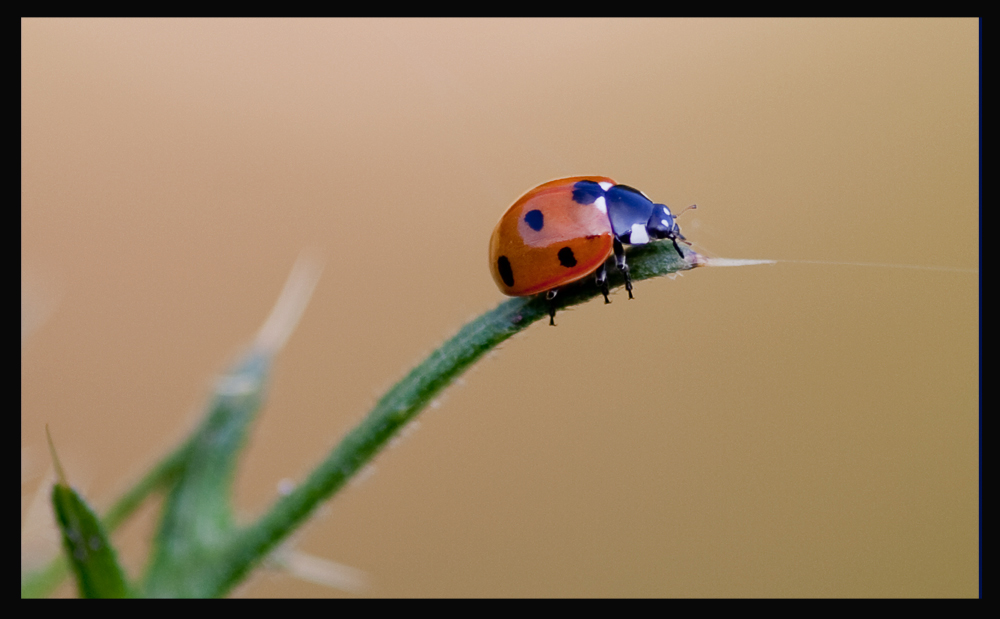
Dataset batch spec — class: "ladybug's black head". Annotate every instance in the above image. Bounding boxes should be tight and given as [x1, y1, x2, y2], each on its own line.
[647, 202, 689, 260]
[646, 203, 684, 241]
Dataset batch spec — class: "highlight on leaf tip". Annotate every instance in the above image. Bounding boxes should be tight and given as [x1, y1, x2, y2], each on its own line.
[252, 250, 325, 355]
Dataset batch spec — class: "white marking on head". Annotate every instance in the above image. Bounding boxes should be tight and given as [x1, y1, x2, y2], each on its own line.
[661, 219, 670, 228]
[630, 224, 650, 244]
[599, 181, 613, 191]
[594, 196, 607, 214]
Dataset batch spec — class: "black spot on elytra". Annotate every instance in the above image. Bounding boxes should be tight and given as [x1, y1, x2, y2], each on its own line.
[572, 180, 605, 205]
[558, 247, 577, 268]
[524, 209, 544, 231]
[497, 256, 515, 287]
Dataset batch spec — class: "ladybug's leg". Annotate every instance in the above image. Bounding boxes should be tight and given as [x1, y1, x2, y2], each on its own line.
[595, 263, 610, 303]
[545, 289, 558, 326]
[613, 238, 634, 299]
[669, 234, 685, 260]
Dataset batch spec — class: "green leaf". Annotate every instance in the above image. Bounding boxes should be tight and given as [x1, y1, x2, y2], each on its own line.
[47, 428, 131, 598]
[21, 438, 193, 598]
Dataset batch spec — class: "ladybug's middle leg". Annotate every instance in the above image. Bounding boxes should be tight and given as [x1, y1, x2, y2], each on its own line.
[613, 238, 634, 300]
[595, 263, 610, 304]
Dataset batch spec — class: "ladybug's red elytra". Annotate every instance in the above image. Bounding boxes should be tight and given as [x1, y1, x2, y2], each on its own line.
[489, 176, 689, 325]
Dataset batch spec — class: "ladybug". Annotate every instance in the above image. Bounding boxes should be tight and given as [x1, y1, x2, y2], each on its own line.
[489, 176, 689, 325]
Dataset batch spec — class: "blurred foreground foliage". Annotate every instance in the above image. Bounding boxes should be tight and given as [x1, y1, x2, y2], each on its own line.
[22, 243, 697, 598]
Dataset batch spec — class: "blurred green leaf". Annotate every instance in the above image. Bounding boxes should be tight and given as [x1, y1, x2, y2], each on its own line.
[142, 351, 271, 597]
[48, 429, 131, 598]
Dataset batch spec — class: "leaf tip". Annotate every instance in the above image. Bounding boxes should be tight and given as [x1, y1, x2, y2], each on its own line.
[45, 424, 69, 487]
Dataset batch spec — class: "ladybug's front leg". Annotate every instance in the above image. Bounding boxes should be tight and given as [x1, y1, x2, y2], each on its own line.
[613, 238, 634, 300]
[669, 233, 686, 261]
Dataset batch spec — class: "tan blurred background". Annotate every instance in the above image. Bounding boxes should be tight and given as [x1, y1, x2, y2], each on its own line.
[22, 19, 978, 597]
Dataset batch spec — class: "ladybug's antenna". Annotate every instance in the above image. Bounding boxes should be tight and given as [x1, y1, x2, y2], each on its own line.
[674, 204, 697, 218]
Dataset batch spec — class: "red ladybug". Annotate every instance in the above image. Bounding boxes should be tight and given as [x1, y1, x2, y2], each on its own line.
[489, 176, 688, 325]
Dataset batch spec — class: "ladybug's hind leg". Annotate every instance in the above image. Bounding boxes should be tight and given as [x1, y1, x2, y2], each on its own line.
[545, 289, 558, 326]
[595, 263, 610, 303]
[613, 238, 634, 300]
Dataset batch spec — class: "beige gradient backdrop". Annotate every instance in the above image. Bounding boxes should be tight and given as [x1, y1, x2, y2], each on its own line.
[22, 19, 978, 597]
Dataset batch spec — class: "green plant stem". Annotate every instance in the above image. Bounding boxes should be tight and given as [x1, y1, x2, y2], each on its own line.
[103, 440, 194, 531]
[209, 242, 699, 597]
